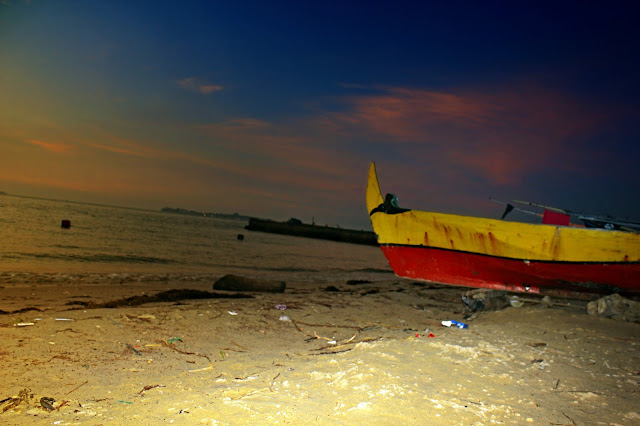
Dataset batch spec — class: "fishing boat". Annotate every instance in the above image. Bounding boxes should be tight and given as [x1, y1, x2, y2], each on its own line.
[366, 162, 640, 297]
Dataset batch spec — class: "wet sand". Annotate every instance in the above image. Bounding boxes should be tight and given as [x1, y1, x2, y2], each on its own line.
[1, 276, 639, 425]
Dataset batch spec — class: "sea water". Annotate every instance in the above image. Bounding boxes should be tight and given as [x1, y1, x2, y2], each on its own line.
[0, 195, 392, 285]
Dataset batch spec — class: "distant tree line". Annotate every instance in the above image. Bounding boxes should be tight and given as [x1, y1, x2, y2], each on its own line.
[161, 207, 248, 220]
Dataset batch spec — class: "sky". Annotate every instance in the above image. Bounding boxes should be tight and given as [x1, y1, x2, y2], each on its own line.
[1, 1, 639, 229]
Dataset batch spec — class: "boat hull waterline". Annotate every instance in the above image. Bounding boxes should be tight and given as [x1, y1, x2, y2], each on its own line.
[366, 162, 640, 297]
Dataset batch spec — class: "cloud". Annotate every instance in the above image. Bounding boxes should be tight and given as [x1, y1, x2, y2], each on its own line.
[26, 139, 72, 153]
[177, 77, 223, 95]
[321, 84, 609, 186]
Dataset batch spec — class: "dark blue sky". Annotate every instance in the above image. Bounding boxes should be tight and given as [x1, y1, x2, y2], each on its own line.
[1, 1, 638, 228]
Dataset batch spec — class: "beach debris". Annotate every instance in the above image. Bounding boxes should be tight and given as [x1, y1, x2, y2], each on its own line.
[324, 285, 340, 292]
[419, 328, 436, 338]
[1, 389, 32, 413]
[66, 288, 252, 309]
[13, 322, 35, 327]
[270, 373, 281, 392]
[228, 311, 238, 315]
[462, 290, 511, 319]
[587, 293, 640, 322]
[213, 274, 286, 293]
[509, 296, 524, 308]
[161, 339, 211, 362]
[55, 318, 74, 321]
[63, 380, 88, 397]
[126, 343, 142, 356]
[313, 331, 334, 341]
[61, 219, 71, 229]
[167, 337, 182, 344]
[441, 320, 468, 329]
[138, 384, 165, 395]
[40, 397, 55, 411]
[55, 400, 70, 411]
[229, 341, 248, 351]
[274, 304, 287, 310]
[188, 366, 214, 373]
[346, 279, 373, 285]
[0, 307, 43, 315]
[279, 315, 291, 322]
[123, 313, 156, 323]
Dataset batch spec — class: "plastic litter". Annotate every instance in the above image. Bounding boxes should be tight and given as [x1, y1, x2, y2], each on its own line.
[274, 304, 287, 310]
[40, 397, 55, 411]
[441, 320, 468, 329]
[416, 329, 437, 338]
[509, 296, 524, 308]
[279, 315, 291, 322]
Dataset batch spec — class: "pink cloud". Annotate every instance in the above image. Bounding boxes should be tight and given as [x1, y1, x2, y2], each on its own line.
[26, 139, 72, 153]
[177, 77, 223, 95]
[322, 84, 609, 186]
[199, 85, 224, 94]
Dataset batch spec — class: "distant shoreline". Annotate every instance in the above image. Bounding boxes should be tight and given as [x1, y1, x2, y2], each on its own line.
[0, 193, 246, 220]
[1, 193, 159, 214]
[161, 207, 249, 221]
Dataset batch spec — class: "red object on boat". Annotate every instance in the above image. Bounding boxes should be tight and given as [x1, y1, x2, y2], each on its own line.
[542, 209, 570, 226]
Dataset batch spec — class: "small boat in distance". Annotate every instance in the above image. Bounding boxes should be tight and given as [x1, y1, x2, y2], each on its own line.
[366, 162, 640, 297]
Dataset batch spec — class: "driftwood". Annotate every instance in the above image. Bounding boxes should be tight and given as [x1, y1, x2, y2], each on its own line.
[0, 307, 44, 315]
[213, 274, 286, 293]
[66, 289, 252, 309]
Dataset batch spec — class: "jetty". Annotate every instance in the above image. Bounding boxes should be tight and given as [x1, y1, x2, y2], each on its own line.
[245, 217, 378, 246]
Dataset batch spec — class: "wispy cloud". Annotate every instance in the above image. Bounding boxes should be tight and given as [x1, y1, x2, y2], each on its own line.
[321, 83, 609, 186]
[177, 77, 223, 95]
[26, 139, 72, 153]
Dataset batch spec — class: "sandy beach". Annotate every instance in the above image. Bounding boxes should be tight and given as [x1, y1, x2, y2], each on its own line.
[1, 276, 639, 425]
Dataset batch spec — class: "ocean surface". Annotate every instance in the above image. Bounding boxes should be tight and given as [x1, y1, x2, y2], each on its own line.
[0, 195, 392, 285]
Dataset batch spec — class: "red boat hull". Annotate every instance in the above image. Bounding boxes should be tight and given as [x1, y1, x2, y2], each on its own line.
[380, 245, 640, 297]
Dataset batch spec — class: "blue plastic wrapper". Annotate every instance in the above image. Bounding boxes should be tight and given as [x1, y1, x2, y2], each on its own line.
[450, 320, 468, 329]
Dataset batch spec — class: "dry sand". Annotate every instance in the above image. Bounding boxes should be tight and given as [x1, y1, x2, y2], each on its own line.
[1, 277, 639, 425]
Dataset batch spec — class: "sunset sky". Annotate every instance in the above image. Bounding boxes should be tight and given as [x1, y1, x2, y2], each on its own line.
[1, 1, 639, 229]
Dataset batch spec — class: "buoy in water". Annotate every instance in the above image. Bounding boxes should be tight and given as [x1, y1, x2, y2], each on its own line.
[61, 219, 71, 229]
